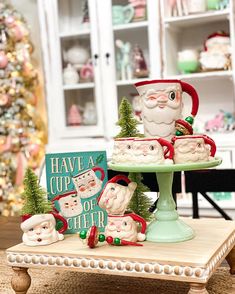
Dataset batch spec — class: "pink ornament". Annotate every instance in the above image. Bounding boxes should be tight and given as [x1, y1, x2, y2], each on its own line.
[0, 93, 10, 106]
[0, 51, 8, 68]
[5, 16, 15, 27]
[80, 60, 94, 81]
[28, 143, 40, 157]
[11, 25, 23, 41]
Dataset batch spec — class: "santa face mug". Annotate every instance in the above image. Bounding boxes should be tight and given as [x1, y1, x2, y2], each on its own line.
[98, 175, 137, 215]
[172, 135, 216, 164]
[52, 191, 83, 218]
[105, 213, 147, 243]
[112, 137, 136, 164]
[132, 137, 174, 164]
[72, 167, 105, 199]
[134, 79, 199, 141]
[21, 213, 67, 246]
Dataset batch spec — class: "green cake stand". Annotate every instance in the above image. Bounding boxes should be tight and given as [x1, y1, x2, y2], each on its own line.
[108, 157, 222, 243]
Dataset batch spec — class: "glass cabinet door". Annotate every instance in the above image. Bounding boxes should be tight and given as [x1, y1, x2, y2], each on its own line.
[54, 0, 104, 138]
[110, 0, 160, 120]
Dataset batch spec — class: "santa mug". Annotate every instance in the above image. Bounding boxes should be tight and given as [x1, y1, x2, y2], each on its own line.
[134, 79, 199, 141]
[112, 137, 136, 163]
[52, 190, 83, 218]
[98, 175, 137, 215]
[172, 135, 216, 164]
[72, 167, 105, 199]
[132, 137, 174, 164]
[21, 213, 67, 246]
[105, 213, 147, 243]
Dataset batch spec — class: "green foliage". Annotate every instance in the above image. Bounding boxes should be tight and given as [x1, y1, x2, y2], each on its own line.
[116, 97, 143, 138]
[21, 168, 52, 215]
[128, 172, 152, 221]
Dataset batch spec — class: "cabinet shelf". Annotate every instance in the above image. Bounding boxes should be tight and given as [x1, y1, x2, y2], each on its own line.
[116, 78, 148, 86]
[164, 9, 229, 28]
[167, 70, 233, 81]
[59, 28, 91, 39]
[113, 21, 148, 32]
[63, 83, 95, 90]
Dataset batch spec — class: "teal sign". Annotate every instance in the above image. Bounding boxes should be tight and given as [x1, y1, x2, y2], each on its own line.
[45, 151, 108, 234]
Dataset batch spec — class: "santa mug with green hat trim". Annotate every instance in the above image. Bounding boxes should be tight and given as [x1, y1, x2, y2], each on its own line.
[52, 190, 83, 218]
[21, 212, 67, 246]
[134, 79, 199, 141]
[98, 174, 137, 215]
[105, 213, 147, 243]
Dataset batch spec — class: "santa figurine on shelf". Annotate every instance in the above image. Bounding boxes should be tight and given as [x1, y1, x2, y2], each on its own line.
[199, 31, 231, 71]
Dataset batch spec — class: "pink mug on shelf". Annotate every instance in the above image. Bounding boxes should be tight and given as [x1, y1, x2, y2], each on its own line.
[72, 167, 105, 199]
[134, 79, 199, 141]
[132, 137, 174, 164]
[172, 134, 216, 164]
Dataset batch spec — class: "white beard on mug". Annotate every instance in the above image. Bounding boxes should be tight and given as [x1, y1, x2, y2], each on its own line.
[22, 221, 64, 246]
[142, 87, 182, 124]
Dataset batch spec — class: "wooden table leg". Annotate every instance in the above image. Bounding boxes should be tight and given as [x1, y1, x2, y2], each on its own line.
[188, 283, 208, 294]
[11, 267, 31, 294]
[226, 246, 235, 274]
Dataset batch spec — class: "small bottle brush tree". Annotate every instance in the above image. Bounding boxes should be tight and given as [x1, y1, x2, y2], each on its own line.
[116, 97, 143, 138]
[21, 168, 52, 215]
[115, 97, 152, 220]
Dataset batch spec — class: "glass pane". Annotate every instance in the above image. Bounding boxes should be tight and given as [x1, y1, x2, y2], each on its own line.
[64, 89, 97, 127]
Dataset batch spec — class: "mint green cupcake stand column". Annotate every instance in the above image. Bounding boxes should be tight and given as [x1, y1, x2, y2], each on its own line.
[109, 158, 222, 243]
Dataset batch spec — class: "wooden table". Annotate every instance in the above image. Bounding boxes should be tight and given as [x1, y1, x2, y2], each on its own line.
[6, 219, 235, 294]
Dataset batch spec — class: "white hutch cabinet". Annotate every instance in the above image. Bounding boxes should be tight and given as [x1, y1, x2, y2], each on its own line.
[37, 0, 161, 154]
[38, 0, 235, 168]
[160, 0, 235, 169]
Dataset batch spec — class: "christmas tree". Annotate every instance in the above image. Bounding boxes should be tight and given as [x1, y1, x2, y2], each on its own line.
[128, 172, 152, 221]
[116, 97, 143, 138]
[116, 97, 152, 220]
[21, 168, 52, 215]
[0, 3, 46, 216]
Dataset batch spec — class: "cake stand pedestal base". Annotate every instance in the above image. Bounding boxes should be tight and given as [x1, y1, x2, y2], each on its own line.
[146, 172, 195, 243]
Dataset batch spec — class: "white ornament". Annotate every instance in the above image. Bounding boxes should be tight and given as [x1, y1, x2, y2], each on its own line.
[63, 43, 89, 69]
[83, 102, 97, 125]
[63, 64, 79, 85]
[21, 214, 64, 246]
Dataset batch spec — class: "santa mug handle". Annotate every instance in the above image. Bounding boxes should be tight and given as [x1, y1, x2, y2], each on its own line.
[180, 81, 199, 117]
[158, 138, 174, 160]
[51, 212, 68, 234]
[202, 135, 216, 157]
[92, 166, 105, 181]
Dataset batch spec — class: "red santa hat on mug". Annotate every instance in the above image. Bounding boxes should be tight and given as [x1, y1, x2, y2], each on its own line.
[204, 31, 230, 51]
[21, 214, 55, 233]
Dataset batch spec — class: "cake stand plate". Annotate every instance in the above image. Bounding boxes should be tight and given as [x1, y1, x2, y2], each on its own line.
[108, 158, 222, 243]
